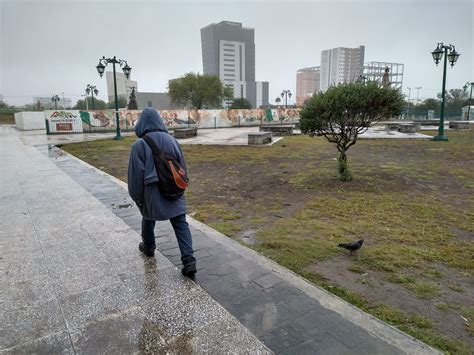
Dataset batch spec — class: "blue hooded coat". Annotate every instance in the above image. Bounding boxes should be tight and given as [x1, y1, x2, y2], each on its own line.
[128, 108, 187, 221]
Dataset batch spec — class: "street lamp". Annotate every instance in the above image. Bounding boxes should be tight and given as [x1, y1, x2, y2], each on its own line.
[51, 95, 60, 110]
[463, 82, 473, 121]
[85, 84, 99, 110]
[96, 56, 132, 140]
[431, 43, 460, 141]
[281, 90, 292, 108]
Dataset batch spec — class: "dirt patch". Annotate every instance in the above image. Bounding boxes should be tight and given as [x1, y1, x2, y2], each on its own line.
[307, 257, 474, 347]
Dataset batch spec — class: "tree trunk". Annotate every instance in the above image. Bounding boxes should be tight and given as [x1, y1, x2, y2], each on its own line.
[338, 150, 352, 181]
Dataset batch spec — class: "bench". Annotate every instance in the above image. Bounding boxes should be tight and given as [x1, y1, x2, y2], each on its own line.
[413, 119, 440, 126]
[259, 125, 294, 136]
[248, 132, 272, 145]
[385, 123, 399, 131]
[449, 121, 471, 130]
[398, 123, 417, 133]
[173, 128, 197, 139]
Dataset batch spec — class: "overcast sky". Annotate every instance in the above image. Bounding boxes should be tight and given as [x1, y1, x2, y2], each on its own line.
[1, 0, 472, 106]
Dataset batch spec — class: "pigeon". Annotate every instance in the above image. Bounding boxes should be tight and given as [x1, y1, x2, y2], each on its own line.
[338, 239, 364, 256]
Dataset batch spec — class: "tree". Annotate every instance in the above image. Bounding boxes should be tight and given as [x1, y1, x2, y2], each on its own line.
[300, 82, 404, 181]
[74, 97, 107, 110]
[230, 98, 252, 109]
[275, 97, 281, 106]
[437, 88, 469, 116]
[0, 100, 9, 109]
[107, 96, 127, 109]
[168, 72, 231, 109]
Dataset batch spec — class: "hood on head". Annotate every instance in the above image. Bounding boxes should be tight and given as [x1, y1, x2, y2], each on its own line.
[135, 108, 168, 137]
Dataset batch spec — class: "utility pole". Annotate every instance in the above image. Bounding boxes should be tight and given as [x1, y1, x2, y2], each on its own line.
[406, 87, 412, 119]
[415, 87, 422, 104]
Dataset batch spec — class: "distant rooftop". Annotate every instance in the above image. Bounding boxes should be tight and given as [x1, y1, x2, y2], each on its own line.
[201, 21, 253, 31]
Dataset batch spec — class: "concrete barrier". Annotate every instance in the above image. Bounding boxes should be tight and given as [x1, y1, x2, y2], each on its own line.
[398, 124, 417, 133]
[449, 121, 471, 130]
[248, 132, 272, 145]
[260, 125, 294, 136]
[14, 112, 46, 130]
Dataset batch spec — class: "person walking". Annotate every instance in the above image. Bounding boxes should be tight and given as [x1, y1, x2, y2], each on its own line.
[128, 108, 196, 278]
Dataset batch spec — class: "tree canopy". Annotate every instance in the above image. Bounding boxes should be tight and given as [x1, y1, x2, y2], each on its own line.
[230, 98, 252, 109]
[300, 82, 404, 181]
[168, 73, 232, 109]
[74, 97, 107, 110]
[107, 96, 127, 109]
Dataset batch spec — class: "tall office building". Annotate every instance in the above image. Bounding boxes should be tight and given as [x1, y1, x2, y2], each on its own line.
[106, 71, 138, 103]
[363, 61, 404, 89]
[201, 21, 269, 108]
[296, 66, 320, 106]
[320, 45, 365, 92]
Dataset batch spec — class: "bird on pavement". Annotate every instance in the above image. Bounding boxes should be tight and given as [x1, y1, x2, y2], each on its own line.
[338, 239, 364, 256]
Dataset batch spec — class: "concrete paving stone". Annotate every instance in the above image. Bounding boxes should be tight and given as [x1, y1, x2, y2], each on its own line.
[140, 278, 230, 340]
[156, 240, 181, 252]
[204, 263, 235, 277]
[0, 240, 43, 263]
[58, 281, 138, 331]
[225, 257, 271, 284]
[0, 276, 56, 312]
[0, 256, 50, 283]
[253, 273, 284, 290]
[167, 255, 183, 266]
[70, 306, 169, 354]
[42, 245, 109, 275]
[263, 323, 306, 350]
[51, 261, 120, 298]
[352, 337, 404, 355]
[0, 299, 66, 350]
[0, 330, 74, 354]
[109, 253, 173, 279]
[161, 246, 182, 258]
[193, 247, 213, 260]
[167, 314, 272, 354]
[155, 235, 171, 244]
[120, 266, 193, 305]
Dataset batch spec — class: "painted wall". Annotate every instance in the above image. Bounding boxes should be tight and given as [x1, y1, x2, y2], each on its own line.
[45, 108, 301, 134]
[44, 110, 83, 134]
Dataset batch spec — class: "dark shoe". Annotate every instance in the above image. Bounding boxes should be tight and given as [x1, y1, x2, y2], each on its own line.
[139, 242, 155, 257]
[181, 264, 197, 279]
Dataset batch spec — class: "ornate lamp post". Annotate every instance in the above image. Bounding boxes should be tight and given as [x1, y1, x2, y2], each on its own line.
[463, 82, 473, 121]
[51, 95, 60, 110]
[431, 43, 460, 141]
[281, 90, 292, 108]
[85, 84, 99, 110]
[96, 56, 132, 140]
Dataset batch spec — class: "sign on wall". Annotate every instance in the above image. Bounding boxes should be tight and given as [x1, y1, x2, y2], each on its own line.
[45, 110, 83, 134]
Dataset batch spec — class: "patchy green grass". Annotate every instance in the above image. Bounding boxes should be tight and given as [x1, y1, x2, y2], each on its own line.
[62, 129, 474, 353]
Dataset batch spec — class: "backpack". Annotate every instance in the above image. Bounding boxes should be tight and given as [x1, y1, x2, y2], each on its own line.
[142, 134, 189, 200]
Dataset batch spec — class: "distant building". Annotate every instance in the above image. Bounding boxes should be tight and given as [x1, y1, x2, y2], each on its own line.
[33, 96, 72, 109]
[106, 71, 138, 103]
[296, 66, 320, 106]
[320, 45, 365, 92]
[136, 92, 177, 110]
[201, 20, 269, 108]
[363, 61, 404, 89]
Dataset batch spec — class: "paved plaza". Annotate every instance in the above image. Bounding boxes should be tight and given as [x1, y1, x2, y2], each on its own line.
[1, 125, 441, 354]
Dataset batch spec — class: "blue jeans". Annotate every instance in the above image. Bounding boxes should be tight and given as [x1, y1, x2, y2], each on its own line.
[141, 214, 196, 267]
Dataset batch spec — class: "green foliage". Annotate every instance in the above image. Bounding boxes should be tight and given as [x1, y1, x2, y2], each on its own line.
[168, 72, 229, 109]
[107, 96, 127, 109]
[74, 97, 107, 110]
[0, 100, 9, 108]
[230, 98, 252, 109]
[300, 82, 404, 181]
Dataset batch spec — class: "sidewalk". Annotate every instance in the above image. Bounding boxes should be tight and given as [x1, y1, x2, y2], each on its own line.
[0, 125, 269, 353]
[2, 125, 440, 354]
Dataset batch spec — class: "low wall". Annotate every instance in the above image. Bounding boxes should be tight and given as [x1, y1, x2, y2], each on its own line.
[43, 108, 301, 134]
[14, 112, 45, 130]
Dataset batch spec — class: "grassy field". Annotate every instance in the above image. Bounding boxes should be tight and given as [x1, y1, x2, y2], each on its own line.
[0, 110, 17, 124]
[63, 129, 473, 354]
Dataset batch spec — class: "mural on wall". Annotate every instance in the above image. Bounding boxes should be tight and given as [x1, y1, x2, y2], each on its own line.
[45, 108, 301, 134]
[45, 110, 83, 134]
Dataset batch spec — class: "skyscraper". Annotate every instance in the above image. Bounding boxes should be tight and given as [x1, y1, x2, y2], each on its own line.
[320, 45, 365, 92]
[201, 21, 269, 108]
[296, 66, 320, 106]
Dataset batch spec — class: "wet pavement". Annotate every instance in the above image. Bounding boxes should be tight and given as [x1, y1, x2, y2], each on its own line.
[0, 126, 270, 354]
[1, 125, 441, 354]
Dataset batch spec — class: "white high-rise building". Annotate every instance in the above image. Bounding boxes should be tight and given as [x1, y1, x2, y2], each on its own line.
[106, 71, 138, 103]
[320, 45, 365, 92]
